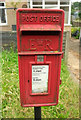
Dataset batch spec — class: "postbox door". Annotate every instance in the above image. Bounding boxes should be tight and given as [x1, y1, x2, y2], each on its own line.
[19, 54, 61, 106]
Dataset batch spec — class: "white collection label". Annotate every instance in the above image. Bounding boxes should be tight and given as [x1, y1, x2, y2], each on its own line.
[32, 65, 49, 93]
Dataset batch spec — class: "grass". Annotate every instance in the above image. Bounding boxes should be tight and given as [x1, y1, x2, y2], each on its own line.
[1, 49, 79, 118]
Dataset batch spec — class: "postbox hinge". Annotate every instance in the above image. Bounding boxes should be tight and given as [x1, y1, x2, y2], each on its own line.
[62, 52, 64, 59]
[60, 78, 62, 85]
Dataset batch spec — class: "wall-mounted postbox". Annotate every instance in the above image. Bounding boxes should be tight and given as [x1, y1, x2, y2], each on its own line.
[16, 9, 64, 107]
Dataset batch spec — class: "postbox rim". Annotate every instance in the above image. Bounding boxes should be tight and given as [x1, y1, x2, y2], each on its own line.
[16, 8, 64, 14]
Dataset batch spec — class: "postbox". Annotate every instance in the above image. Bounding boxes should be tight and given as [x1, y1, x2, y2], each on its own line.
[16, 9, 64, 107]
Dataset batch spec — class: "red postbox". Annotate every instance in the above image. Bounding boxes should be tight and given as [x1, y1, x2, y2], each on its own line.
[16, 9, 64, 107]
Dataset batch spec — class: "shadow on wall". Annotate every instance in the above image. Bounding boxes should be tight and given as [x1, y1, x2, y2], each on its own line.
[1, 31, 17, 50]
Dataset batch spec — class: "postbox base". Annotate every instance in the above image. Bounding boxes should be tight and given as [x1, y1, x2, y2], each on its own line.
[21, 102, 58, 107]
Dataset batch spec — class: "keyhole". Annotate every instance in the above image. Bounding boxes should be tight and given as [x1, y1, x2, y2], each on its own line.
[28, 80, 29, 83]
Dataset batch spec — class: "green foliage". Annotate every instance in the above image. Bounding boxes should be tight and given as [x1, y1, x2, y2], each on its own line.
[71, 2, 79, 15]
[71, 27, 79, 34]
[2, 50, 79, 118]
[71, 9, 75, 15]
[78, 12, 81, 20]
[10, 0, 21, 9]
[71, 27, 80, 39]
[79, 2, 81, 10]
[78, 2, 81, 19]
[73, 2, 79, 8]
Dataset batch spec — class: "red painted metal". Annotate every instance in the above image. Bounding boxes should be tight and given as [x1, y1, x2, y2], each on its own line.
[20, 24, 61, 31]
[60, 78, 62, 85]
[16, 8, 64, 107]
